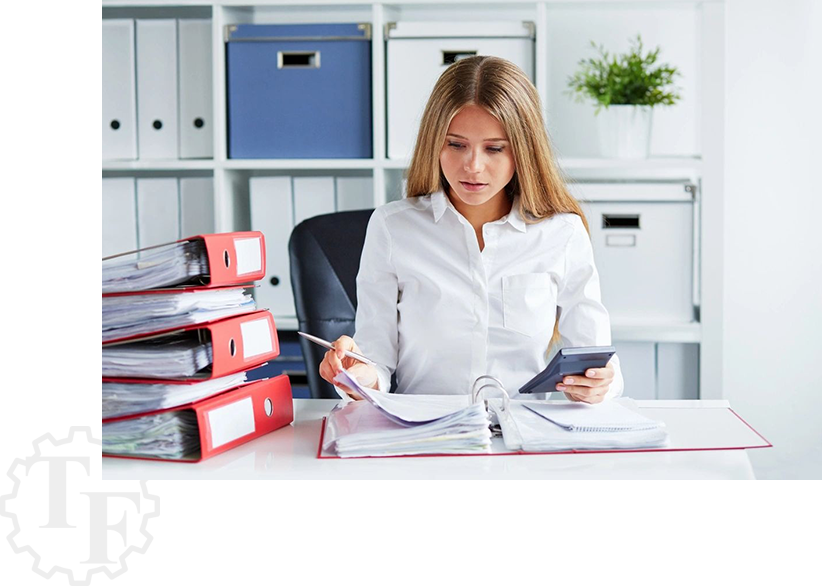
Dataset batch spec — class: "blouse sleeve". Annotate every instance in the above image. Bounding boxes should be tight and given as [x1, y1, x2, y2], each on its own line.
[555, 214, 624, 399]
[352, 207, 399, 393]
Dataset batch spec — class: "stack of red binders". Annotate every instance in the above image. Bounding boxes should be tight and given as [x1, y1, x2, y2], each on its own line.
[101, 232, 293, 462]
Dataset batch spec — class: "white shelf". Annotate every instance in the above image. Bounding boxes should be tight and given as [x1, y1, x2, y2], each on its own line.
[102, 159, 214, 171]
[611, 322, 701, 343]
[222, 159, 376, 170]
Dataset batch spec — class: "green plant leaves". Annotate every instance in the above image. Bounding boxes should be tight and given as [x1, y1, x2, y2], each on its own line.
[565, 34, 682, 114]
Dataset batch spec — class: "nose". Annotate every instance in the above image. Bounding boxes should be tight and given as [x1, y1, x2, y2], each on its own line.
[464, 148, 484, 173]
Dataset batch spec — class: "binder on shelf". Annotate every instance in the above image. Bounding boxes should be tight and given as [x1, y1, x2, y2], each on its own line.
[102, 310, 280, 381]
[137, 178, 180, 248]
[249, 177, 295, 317]
[136, 19, 179, 159]
[103, 374, 294, 463]
[103, 232, 266, 293]
[180, 177, 215, 237]
[102, 19, 137, 161]
[335, 176, 374, 212]
[102, 177, 138, 257]
[178, 19, 213, 159]
[293, 177, 335, 226]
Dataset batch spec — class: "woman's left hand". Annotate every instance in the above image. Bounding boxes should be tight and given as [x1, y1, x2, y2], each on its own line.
[556, 359, 616, 404]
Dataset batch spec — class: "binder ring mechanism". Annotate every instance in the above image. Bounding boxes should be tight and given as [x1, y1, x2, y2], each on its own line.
[471, 375, 510, 413]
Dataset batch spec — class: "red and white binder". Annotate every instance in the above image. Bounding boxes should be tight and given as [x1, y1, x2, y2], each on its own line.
[102, 310, 279, 380]
[104, 374, 293, 463]
[104, 231, 267, 287]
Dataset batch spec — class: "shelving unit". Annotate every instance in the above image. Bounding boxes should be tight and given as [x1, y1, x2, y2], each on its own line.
[102, 0, 726, 399]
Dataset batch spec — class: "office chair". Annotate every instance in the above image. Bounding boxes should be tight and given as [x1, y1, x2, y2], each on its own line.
[289, 209, 384, 398]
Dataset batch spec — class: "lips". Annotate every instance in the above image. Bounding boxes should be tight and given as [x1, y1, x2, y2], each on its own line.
[461, 181, 486, 186]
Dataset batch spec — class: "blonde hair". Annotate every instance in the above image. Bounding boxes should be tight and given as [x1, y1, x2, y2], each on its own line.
[404, 55, 589, 349]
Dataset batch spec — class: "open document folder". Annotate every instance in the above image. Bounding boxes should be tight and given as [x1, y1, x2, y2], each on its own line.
[320, 369, 771, 459]
[324, 369, 492, 457]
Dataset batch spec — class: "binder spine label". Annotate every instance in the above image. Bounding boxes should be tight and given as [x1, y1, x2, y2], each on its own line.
[234, 236, 263, 276]
[207, 397, 256, 448]
[240, 318, 274, 359]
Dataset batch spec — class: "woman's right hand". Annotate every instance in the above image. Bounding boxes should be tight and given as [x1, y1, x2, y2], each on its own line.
[318, 335, 380, 400]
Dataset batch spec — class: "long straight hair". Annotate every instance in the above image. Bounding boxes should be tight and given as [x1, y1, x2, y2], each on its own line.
[404, 55, 590, 349]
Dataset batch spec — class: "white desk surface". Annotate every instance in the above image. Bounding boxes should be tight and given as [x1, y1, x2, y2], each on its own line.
[102, 399, 761, 480]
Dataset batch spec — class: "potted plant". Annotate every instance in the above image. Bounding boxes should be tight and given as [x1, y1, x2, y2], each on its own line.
[566, 34, 682, 159]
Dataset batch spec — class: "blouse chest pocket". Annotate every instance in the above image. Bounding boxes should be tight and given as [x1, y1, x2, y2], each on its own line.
[501, 273, 557, 337]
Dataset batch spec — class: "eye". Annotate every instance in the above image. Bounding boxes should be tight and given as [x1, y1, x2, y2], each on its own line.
[487, 147, 504, 154]
[448, 142, 464, 149]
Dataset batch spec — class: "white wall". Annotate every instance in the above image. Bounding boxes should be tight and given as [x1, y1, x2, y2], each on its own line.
[724, 0, 822, 478]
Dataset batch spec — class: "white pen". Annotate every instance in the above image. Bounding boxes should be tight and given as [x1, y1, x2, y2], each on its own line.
[297, 331, 378, 367]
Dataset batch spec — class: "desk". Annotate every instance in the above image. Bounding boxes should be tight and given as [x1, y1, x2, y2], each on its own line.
[102, 399, 760, 479]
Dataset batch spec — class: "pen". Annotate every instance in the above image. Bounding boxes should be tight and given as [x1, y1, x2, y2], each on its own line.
[297, 331, 378, 367]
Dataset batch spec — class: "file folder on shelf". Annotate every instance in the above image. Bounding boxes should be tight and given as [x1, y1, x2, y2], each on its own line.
[136, 19, 179, 159]
[102, 19, 137, 160]
[137, 178, 180, 248]
[180, 178, 215, 237]
[102, 177, 138, 257]
[103, 374, 293, 463]
[178, 19, 213, 159]
[103, 232, 266, 293]
[249, 177, 294, 317]
[102, 310, 279, 380]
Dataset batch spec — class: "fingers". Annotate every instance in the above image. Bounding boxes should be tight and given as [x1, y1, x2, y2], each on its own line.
[335, 383, 363, 401]
[565, 390, 607, 404]
[555, 369, 615, 392]
[319, 336, 359, 385]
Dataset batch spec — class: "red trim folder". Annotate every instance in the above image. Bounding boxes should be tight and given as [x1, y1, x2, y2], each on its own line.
[103, 231, 267, 288]
[104, 375, 293, 463]
[102, 310, 280, 381]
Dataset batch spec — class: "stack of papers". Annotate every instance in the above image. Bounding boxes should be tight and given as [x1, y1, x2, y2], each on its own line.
[102, 288, 255, 342]
[103, 411, 200, 460]
[323, 369, 492, 457]
[102, 240, 210, 293]
[103, 371, 247, 419]
[494, 400, 669, 451]
[102, 336, 213, 379]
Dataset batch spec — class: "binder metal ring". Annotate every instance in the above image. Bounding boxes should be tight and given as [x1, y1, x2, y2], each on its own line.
[471, 375, 510, 412]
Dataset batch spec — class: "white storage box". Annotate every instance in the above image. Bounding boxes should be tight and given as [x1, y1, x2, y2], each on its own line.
[386, 21, 535, 160]
[570, 182, 698, 323]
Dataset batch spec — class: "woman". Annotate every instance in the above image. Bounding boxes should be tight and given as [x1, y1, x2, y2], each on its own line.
[319, 55, 623, 404]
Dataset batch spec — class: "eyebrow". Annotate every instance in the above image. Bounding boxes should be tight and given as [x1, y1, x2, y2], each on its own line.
[446, 133, 510, 142]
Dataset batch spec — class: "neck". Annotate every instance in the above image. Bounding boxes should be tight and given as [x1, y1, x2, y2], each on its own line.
[446, 187, 514, 232]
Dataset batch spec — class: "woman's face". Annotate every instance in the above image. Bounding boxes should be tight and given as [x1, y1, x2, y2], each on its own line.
[439, 104, 516, 208]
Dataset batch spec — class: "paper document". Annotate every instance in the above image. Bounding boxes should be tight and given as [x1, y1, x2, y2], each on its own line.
[102, 371, 247, 419]
[103, 240, 209, 293]
[103, 411, 200, 459]
[102, 337, 213, 379]
[102, 288, 255, 342]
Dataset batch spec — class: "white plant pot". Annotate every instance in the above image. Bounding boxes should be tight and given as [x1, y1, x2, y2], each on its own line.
[596, 105, 653, 159]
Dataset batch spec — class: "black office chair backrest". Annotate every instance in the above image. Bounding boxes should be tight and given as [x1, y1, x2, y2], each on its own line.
[289, 209, 375, 398]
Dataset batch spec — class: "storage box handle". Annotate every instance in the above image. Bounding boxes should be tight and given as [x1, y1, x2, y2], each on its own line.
[442, 50, 477, 65]
[602, 214, 640, 229]
[278, 51, 321, 69]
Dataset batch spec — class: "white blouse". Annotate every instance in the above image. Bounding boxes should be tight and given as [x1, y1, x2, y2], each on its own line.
[352, 190, 624, 400]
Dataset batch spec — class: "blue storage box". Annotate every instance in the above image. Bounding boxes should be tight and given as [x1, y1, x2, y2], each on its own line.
[226, 23, 373, 159]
